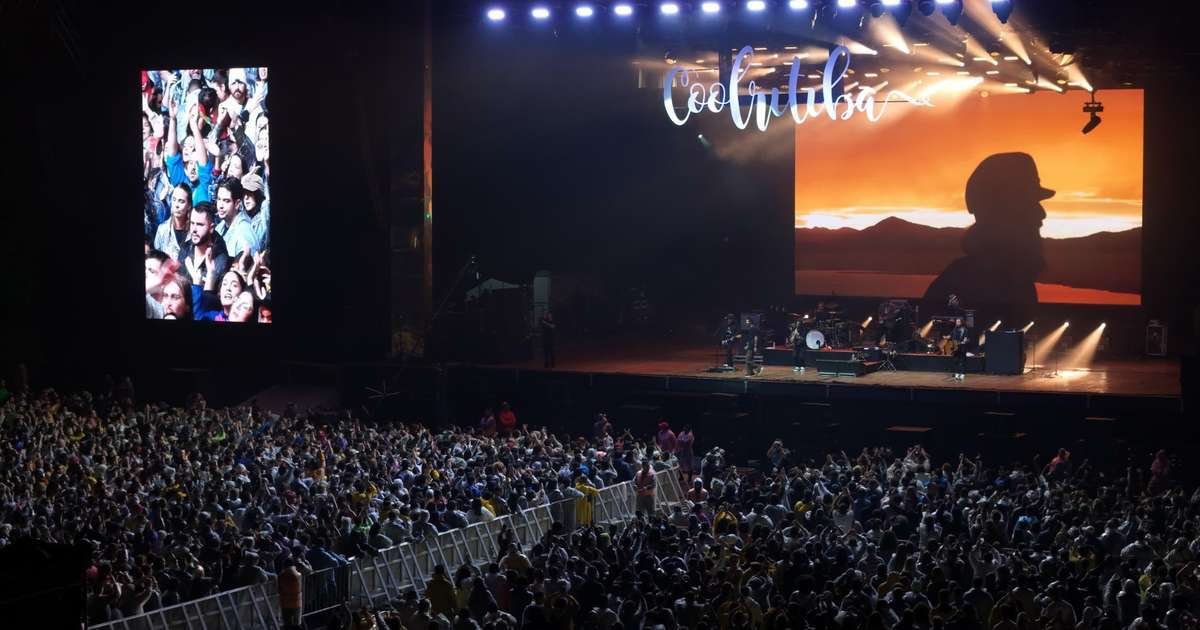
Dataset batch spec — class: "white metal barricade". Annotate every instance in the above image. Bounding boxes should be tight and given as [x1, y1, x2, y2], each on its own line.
[90, 467, 683, 629]
[88, 581, 280, 630]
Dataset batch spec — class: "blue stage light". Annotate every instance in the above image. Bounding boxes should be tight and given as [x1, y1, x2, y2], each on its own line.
[614, 3, 634, 16]
[486, 7, 506, 21]
[531, 6, 551, 19]
[661, 2, 680, 15]
[747, 0, 767, 11]
[575, 5, 594, 17]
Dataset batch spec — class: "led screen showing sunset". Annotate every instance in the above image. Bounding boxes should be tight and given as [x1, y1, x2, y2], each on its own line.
[794, 89, 1143, 305]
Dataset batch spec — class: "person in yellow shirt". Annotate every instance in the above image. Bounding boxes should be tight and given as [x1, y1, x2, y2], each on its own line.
[574, 475, 601, 526]
[424, 564, 458, 618]
[714, 504, 739, 536]
[350, 480, 378, 511]
[480, 493, 500, 518]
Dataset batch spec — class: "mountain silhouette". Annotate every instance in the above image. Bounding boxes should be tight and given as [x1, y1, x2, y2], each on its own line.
[795, 217, 1140, 294]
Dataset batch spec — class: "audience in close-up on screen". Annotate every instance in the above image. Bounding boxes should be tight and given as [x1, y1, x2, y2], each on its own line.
[142, 68, 272, 324]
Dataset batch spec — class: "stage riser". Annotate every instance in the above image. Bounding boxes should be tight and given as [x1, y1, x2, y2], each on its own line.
[764, 347, 984, 373]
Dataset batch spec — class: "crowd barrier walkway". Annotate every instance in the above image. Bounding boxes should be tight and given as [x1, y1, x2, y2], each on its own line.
[89, 466, 684, 629]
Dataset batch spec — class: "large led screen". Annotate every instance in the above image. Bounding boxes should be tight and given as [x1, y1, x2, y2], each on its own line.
[142, 67, 272, 323]
[794, 89, 1143, 310]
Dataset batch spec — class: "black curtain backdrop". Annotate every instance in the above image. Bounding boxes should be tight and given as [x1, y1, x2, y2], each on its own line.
[433, 22, 795, 331]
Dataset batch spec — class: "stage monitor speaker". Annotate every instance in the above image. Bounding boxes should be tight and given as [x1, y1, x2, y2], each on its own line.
[1146, 320, 1168, 356]
[986, 330, 1025, 374]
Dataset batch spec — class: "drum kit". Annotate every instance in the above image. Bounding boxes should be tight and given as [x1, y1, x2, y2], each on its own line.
[788, 302, 856, 350]
[783, 299, 976, 360]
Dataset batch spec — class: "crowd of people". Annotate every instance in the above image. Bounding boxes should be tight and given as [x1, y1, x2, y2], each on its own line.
[0, 380, 1193, 630]
[0, 382, 682, 624]
[141, 68, 272, 323]
[344, 442, 1190, 630]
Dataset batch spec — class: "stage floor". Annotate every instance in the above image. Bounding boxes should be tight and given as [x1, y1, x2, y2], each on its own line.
[503, 341, 1181, 399]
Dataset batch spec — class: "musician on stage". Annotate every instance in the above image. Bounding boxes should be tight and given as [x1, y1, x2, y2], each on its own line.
[742, 315, 760, 376]
[718, 314, 737, 368]
[951, 318, 970, 381]
[788, 320, 807, 374]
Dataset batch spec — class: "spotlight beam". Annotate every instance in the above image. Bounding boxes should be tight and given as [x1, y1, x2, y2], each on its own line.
[1030, 322, 1069, 370]
[1061, 323, 1106, 370]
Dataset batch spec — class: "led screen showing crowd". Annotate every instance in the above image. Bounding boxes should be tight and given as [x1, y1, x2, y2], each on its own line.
[142, 67, 272, 323]
[794, 90, 1143, 311]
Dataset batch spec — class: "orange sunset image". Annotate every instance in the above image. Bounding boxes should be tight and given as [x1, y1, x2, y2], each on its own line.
[794, 89, 1143, 305]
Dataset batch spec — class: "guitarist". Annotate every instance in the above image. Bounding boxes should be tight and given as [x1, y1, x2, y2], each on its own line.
[788, 320, 808, 374]
[951, 318, 970, 381]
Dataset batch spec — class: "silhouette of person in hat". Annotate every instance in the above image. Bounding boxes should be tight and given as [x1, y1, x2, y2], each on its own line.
[923, 152, 1055, 322]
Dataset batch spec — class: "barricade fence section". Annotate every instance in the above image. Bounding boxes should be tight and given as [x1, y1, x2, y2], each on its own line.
[88, 581, 280, 630]
[89, 466, 682, 629]
[344, 497, 575, 609]
[345, 466, 681, 610]
[302, 564, 351, 619]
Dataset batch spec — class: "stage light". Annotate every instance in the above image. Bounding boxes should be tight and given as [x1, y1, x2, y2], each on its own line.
[1022, 321, 1035, 332]
[862, 316, 873, 327]
[701, 1, 721, 13]
[837, 0, 857, 8]
[990, 0, 1013, 24]
[938, 0, 962, 25]
[1064, 321, 1070, 328]
[990, 320, 1002, 332]
[789, 0, 810, 10]
[660, 2, 680, 15]
[1082, 93, 1104, 134]
[747, 0, 767, 11]
[531, 6, 551, 19]
[917, 0, 935, 16]
[883, 0, 901, 4]
[575, 5, 594, 17]
[486, 7, 506, 21]
[614, 3, 634, 16]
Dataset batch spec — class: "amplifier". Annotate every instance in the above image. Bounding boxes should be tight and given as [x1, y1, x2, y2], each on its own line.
[985, 330, 1025, 375]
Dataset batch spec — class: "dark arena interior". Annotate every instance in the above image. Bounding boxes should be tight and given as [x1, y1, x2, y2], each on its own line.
[3, 1, 1200, 628]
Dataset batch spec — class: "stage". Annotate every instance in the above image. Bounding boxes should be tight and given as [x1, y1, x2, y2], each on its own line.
[492, 340, 1181, 408]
